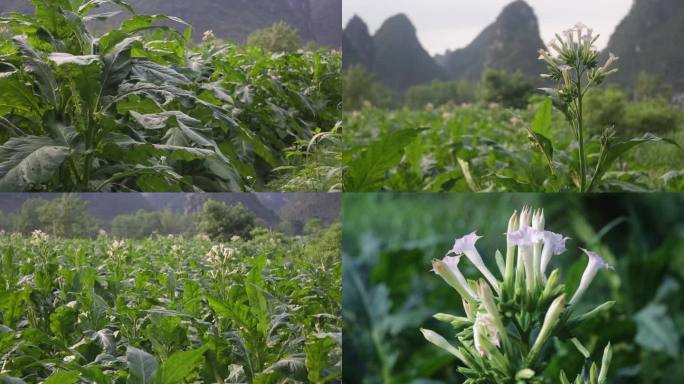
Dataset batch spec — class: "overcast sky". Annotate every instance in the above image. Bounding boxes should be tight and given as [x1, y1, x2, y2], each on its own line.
[343, 0, 634, 55]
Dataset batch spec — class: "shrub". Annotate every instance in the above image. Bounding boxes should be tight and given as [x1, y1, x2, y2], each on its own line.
[480, 68, 535, 109]
[246, 21, 301, 52]
[196, 199, 256, 241]
[343, 65, 393, 110]
[585, 87, 679, 135]
[404, 79, 477, 108]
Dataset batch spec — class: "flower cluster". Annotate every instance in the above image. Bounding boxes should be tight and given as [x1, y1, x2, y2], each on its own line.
[107, 239, 128, 260]
[539, 23, 618, 100]
[206, 244, 237, 266]
[30, 229, 49, 246]
[422, 208, 615, 383]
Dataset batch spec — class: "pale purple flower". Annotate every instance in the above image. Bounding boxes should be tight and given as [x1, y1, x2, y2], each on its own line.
[447, 232, 499, 291]
[507, 226, 543, 247]
[570, 249, 614, 305]
[540, 231, 570, 275]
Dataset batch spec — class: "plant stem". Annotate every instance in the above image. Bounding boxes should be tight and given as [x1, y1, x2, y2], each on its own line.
[577, 93, 586, 192]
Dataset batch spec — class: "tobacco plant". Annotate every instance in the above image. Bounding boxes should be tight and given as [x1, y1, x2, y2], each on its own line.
[0, 228, 341, 383]
[532, 23, 678, 192]
[422, 208, 615, 383]
[0, 0, 341, 191]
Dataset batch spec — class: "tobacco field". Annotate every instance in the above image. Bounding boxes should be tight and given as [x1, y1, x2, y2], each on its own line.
[0, 227, 342, 383]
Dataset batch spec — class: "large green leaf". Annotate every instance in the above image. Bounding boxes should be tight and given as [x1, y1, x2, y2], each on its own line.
[101, 37, 139, 96]
[153, 346, 207, 384]
[0, 71, 43, 125]
[0, 136, 70, 191]
[344, 128, 422, 191]
[130, 59, 190, 85]
[127, 346, 158, 384]
[12, 36, 59, 106]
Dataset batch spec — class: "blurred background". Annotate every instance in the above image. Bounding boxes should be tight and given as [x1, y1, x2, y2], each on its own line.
[342, 193, 684, 383]
[0, 193, 339, 238]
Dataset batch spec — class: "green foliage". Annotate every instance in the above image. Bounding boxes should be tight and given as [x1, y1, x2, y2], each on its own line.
[0, 1, 341, 192]
[246, 21, 301, 53]
[585, 87, 681, 136]
[344, 128, 421, 191]
[343, 65, 392, 110]
[196, 199, 256, 241]
[36, 194, 92, 237]
[0, 226, 341, 382]
[343, 91, 684, 192]
[404, 79, 477, 109]
[480, 69, 535, 109]
[111, 209, 192, 238]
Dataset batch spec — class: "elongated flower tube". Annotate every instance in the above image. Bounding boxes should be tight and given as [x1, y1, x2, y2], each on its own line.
[508, 226, 542, 289]
[447, 232, 499, 292]
[432, 256, 478, 302]
[532, 209, 545, 282]
[540, 231, 570, 278]
[529, 294, 566, 361]
[570, 249, 614, 305]
[505, 211, 519, 282]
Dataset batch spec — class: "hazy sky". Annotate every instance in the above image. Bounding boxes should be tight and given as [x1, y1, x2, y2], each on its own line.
[343, 0, 634, 55]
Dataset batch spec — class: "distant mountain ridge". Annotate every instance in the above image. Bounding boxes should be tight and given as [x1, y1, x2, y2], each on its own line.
[0, 0, 342, 46]
[605, 0, 684, 91]
[440, 0, 546, 81]
[343, 1, 543, 89]
[344, 0, 684, 92]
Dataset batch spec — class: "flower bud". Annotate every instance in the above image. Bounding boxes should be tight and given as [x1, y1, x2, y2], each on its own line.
[421, 328, 466, 362]
[432, 257, 477, 302]
[529, 294, 566, 361]
[598, 343, 612, 384]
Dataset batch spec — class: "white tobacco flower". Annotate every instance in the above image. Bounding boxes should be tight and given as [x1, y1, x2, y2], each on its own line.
[447, 232, 499, 291]
[432, 256, 477, 301]
[540, 231, 570, 275]
[601, 53, 619, 72]
[31, 229, 49, 245]
[570, 249, 614, 305]
[473, 312, 500, 357]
